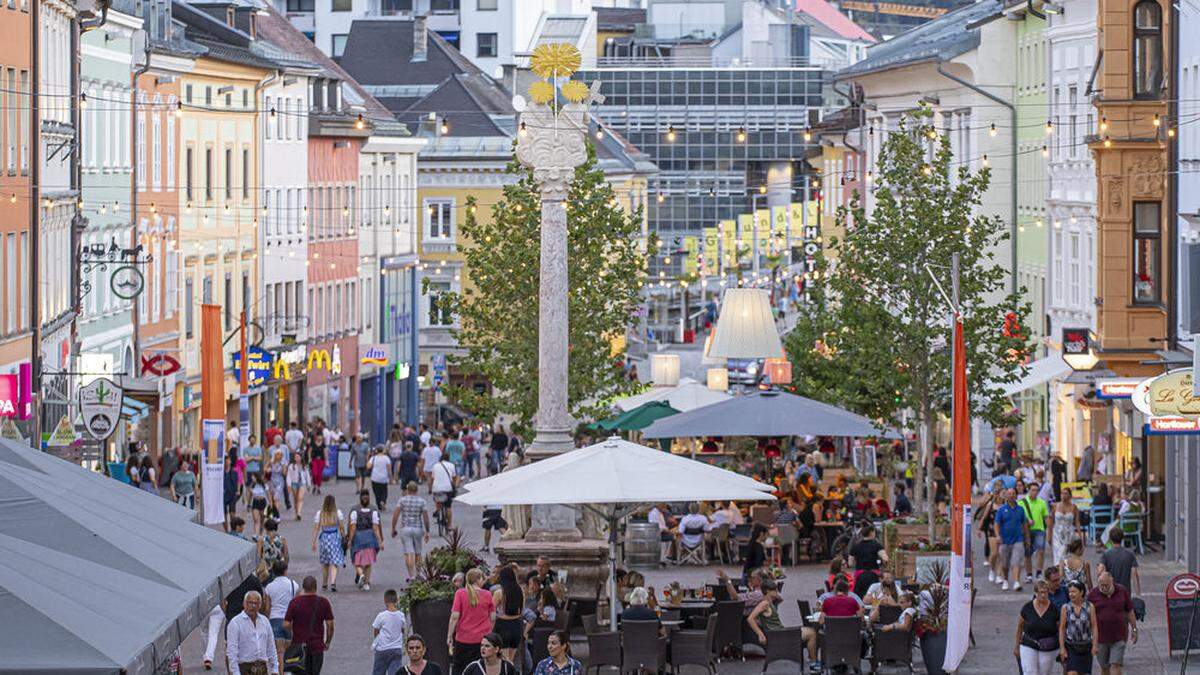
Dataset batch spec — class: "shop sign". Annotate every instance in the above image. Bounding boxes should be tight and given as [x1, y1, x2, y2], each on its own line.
[1147, 416, 1200, 435]
[332, 345, 342, 375]
[46, 415, 76, 447]
[1096, 378, 1141, 399]
[1149, 368, 1200, 417]
[281, 333, 297, 345]
[2, 417, 25, 442]
[233, 346, 274, 386]
[307, 348, 333, 372]
[141, 353, 181, 377]
[0, 374, 19, 417]
[78, 377, 123, 440]
[394, 361, 411, 381]
[360, 344, 389, 367]
[275, 345, 307, 380]
[1132, 378, 1155, 416]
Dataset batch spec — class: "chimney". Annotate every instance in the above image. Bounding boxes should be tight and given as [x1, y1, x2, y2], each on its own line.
[412, 15, 427, 62]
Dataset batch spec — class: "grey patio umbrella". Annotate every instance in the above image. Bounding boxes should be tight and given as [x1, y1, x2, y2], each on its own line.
[640, 389, 901, 439]
[0, 438, 255, 674]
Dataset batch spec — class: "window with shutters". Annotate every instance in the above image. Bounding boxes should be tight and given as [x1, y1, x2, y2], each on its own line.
[151, 112, 162, 191]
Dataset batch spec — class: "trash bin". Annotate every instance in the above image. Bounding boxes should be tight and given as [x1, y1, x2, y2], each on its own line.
[625, 521, 662, 567]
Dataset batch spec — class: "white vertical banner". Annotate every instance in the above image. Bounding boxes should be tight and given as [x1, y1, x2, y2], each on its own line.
[944, 503, 973, 671]
[201, 418, 226, 526]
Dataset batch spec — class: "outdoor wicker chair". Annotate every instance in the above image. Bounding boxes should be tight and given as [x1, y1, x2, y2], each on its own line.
[762, 627, 806, 673]
[621, 619, 667, 674]
[586, 631, 622, 674]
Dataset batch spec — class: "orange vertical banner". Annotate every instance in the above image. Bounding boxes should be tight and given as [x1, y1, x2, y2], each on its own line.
[200, 304, 225, 457]
[945, 315, 972, 669]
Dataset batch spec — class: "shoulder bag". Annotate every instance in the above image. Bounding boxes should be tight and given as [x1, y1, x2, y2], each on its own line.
[282, 599, 320, 673]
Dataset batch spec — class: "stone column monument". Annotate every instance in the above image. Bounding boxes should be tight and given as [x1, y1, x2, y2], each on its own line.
[495, 44, 607, 594]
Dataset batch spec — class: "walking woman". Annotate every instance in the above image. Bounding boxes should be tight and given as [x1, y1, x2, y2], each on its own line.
[491, 565, 524, 663]
[448, 569, 496, 675]
[1014, 579, 1061, 674]
[1058, 580, 1098, 675]
[248, 473, 269, 535]
[138, 456, 159, 496]
[1061, 538, 1093, 589]
[309, 432, 327, 495]
[257, 518, 289, 570]
[347, 489, 384, 591]
[368, 445, 392, 510]
[1052, 486, 1080, 565]
[267, 449, 286, 519]
[287, 452, 307, 521]
[533, 630, 581, 675]
[387, 428, 405, 485]
[461, 633, 517, 675]
[311, 494, 345, 592]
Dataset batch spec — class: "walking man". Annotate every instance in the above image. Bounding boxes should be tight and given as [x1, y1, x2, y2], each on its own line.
[1088, 571, 1137, 675]
[1098, 530, 1141, 595]
[1020, 480, 1051, 582]
[994, 487, 1029, 591]
[226, 590, 279, 675]
[283, 576, 335, 675]
[371, 589, 409, 675]
[391, 481, 431, 579]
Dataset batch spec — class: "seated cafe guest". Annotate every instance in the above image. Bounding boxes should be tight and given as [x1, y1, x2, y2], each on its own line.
[796, 499, 816, 539]
[821, 579, 865, 620]
[718, 568, 763, 615]
[893, 484, 913, 516]
[620, 587, 659, 622]
[871, 592, 917, 633]
[746, 579, 784, 645]
[872, 493, 892, 519]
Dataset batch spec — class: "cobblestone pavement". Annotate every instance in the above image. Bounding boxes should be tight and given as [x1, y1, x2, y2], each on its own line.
[179, 474, 1200, 674]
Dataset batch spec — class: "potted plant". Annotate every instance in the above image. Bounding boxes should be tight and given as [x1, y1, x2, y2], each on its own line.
[398, 529, 488, 672]
[916, 561, 950, 675]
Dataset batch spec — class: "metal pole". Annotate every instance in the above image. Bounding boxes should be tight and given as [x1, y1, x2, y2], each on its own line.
[239, 310, 249, 446]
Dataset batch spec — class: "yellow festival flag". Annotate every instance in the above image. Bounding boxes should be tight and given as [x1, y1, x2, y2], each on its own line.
[683, 236, 699, 275]
[789, 202, 805, 241]
[720, 219, 736, 267]
[771, 206, 789, 253]
[702, 226, 719, 275]
[737, 214, 753, 259]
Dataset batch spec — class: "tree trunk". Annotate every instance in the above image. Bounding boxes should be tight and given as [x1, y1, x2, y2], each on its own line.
[924, 415, 937, 542]
[916, 397, 935, 542]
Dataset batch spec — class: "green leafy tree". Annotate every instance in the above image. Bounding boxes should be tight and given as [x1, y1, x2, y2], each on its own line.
[785, 107, 1031, 516]
[436, 146, 650, 436]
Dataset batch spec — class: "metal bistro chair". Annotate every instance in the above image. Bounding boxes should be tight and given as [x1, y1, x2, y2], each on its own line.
[586, 631, 622, 675]
[1120, 510, 1146, 554]
[711, 523, 735, 564]
[582, 613, 601, 636]
[1088, 505, 1114, 545]
[621, 619, 667, 674]
[668, 614, 718, 675]
[762, 627, 806, 673]
[822, 616, 865, 674]
[869, 607, 914, 674]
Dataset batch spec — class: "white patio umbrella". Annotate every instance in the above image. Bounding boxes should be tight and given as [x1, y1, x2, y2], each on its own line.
[456, 436, 776, 627]
[614, 377, 732, 413]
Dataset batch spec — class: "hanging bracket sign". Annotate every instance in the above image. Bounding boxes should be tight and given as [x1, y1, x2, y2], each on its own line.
[78, 377, 123, 440]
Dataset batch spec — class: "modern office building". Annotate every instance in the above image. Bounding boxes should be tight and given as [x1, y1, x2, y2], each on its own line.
[576, 0, 870, 276]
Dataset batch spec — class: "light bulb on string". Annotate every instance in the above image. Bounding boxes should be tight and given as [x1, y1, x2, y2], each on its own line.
[595, 127, 604, 140]
[8, 194, 15, 204]
[1103, 136, 1112, 148]
[666, 125, 676, 142]
[1041, 145, 1049, 158]
[1153, 114, 1161, 128]
[355, 114, 365, 130]
[803, 127, 812, 142]
[113, 201, 120, 212]
[736, 127, 746, 143]
[519, 121, 527, 136]
[440, 118, 449, 135]
[80, 93, 87, 109]
[1045, 119, 1054, 134]
[656, 193, 664, 203]
[989, 123, 997, 137]
[175, 100, 184, 118]
[1100, 117, 1108, 132]
[982, 154, 989, 167]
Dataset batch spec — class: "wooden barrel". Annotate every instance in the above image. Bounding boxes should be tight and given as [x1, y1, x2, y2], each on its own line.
[625, 521, 662, 567]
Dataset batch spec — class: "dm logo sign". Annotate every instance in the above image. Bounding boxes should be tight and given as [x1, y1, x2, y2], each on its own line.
[78, 377, 123, 441]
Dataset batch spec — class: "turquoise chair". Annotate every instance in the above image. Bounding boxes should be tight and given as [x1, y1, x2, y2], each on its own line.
[1089, 505, 1114, 545]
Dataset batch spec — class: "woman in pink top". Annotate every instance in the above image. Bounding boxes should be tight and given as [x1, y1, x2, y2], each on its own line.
[448, 568, 496, 675]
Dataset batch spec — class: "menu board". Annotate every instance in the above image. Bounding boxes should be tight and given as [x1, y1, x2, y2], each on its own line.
[1166, 573, 1200, 652]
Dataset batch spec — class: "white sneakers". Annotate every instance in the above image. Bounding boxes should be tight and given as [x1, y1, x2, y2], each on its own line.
[1014, 582, 1023, 592]
[1001, 581, 1010, 590]
[989, 570, 996, 583]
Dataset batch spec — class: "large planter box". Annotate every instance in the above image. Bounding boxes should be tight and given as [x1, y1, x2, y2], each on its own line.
[411, 598, 453, 672]
[894, 549, 951, 582]
[884, 521, 950, 551]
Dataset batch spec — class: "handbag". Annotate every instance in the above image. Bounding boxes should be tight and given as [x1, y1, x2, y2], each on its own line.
[282, 600, 319, 673]
[439, 462, 458, 499]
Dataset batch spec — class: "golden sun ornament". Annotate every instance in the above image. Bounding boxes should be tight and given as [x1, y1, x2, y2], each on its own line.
[528, 81, 555, 105]
[560, 80, 590, 103]
[530, 43, 581, 79]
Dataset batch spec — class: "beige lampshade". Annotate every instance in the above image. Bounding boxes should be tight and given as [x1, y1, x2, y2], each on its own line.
[650, 353, 681, 386]
[707, 367, 729, 391]
[708, 288, 784, 359]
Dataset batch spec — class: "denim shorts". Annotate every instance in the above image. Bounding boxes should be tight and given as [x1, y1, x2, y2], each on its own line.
[270, 617, 291, 640]
[1026, 529, 1047, 554]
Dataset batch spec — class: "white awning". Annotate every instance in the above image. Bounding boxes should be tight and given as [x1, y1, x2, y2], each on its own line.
[1003, 353, 1071, 396]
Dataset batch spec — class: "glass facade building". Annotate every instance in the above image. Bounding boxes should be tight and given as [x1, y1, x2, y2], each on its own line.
[361, 259, 418, 443]
[577, 66, 828, 273]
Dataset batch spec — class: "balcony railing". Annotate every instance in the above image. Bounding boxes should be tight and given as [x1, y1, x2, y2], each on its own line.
[594, 55, 839, 69]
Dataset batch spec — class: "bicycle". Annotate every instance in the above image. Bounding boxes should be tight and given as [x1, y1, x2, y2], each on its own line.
[829, 512, 873, 562]
[433, 493, 453, 536]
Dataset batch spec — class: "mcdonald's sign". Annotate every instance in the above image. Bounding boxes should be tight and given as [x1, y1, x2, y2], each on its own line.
[307, 349, 333, 372]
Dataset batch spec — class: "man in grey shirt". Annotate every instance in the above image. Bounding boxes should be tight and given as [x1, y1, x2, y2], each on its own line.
[1099, 529, 1140, 594]
[350, 434, 372, 491]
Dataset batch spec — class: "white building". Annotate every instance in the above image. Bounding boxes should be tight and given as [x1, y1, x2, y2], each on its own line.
[257, 53, 316, 353]
[38, 0, 79, 403]
[273, 0, 604, 70]
[1044, 0, 1098, 460]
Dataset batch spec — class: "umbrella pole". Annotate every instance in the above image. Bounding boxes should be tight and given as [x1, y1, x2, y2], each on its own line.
[609, 514, 620, 629]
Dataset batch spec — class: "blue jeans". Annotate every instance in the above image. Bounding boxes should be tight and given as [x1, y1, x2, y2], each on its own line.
[372, 648, 406, 675]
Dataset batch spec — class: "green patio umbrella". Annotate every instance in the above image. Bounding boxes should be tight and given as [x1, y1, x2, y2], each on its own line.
[593, 400, 681, 432]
